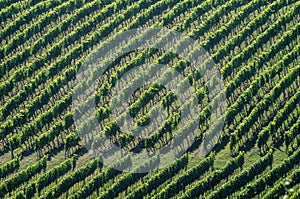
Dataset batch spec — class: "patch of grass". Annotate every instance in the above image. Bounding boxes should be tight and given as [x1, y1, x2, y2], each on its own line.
[213, 143, 232, 170]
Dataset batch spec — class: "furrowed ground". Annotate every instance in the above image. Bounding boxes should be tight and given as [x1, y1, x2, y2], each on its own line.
[0, 0, 299, 198]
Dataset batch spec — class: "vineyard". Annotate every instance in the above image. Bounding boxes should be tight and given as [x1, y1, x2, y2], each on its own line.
[0, 0, 299, 198]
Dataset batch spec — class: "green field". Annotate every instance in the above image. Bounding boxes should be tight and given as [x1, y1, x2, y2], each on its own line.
[0, 0, 300, 198]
